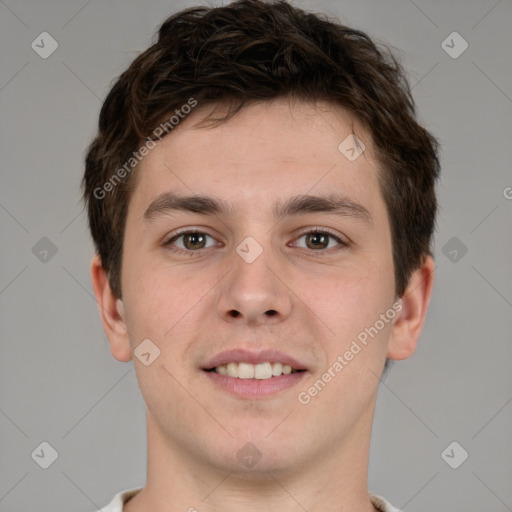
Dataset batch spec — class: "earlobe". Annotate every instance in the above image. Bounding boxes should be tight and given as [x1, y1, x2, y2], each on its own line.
[387, 255, 435, 360]
[90, 254, 133, 362]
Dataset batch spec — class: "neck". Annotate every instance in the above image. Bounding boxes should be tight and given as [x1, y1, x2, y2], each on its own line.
[125, 408, 377, 512]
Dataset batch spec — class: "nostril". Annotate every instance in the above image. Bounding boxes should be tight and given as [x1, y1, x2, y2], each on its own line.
[227, 310, 277, 318]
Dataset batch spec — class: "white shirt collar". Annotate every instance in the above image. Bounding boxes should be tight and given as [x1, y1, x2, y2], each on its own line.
[99, 488, 400, 512]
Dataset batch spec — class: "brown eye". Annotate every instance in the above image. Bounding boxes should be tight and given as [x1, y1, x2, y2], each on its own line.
[305, 232, 330, 250]
[182, 232, 207, 250]
[293, 230, 345, 251]
[166, 231, 216, 252]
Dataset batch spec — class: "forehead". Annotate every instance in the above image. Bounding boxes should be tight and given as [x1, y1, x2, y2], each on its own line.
[129, 98, 385, 223]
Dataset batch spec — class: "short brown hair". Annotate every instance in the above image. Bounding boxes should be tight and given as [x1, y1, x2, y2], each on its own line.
[82, 0, 440, 299]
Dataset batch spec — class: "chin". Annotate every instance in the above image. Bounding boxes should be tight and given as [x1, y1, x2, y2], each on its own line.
[203, 432, 310, 478]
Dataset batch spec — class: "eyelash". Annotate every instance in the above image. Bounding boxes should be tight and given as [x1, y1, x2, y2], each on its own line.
[163, 227, 348, 255]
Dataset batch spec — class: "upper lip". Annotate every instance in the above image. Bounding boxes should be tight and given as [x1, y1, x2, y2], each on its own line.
[203, 348, 308, 371]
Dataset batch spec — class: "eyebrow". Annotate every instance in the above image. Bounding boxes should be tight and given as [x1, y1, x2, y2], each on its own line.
[143, 192, 373, 226]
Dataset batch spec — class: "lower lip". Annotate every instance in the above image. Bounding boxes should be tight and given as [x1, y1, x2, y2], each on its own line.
[203, 370, 307, 399]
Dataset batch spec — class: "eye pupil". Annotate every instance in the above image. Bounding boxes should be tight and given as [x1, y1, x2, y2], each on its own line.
[184, 233, 206, 249]
[306, 232, 329, 249]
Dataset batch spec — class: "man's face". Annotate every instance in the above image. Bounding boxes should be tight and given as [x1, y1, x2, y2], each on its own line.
[119, 99, 396, 473]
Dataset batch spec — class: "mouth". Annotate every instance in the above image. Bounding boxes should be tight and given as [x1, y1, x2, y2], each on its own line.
[202, 349, 308, 398]
[205, 361, 304, 379]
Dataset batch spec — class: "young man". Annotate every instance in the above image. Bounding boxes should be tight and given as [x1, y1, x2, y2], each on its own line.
[83, 1, 439, 510]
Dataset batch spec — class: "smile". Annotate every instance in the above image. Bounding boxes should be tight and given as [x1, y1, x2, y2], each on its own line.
[208, 361, 302, 379]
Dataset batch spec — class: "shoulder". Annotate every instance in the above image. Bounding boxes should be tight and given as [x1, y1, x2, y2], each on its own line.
[96, 487, 143, 512]
[369, 492, 401, 512]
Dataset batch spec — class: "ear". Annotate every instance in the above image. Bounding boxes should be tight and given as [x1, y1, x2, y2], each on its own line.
[90, 254, 132, 362]
[387, 255, 435, 360]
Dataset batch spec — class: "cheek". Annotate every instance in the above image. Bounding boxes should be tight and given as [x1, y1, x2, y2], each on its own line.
[309, 262, 391, 323]
[300, 257, 395, 364]
[121, 263, 187, 343]
[122, 268, 203, 413]
[122, 260, 219, 368]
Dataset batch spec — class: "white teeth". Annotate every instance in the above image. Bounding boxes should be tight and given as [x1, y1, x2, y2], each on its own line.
[254, 362, 273, 379]
[226, 362, 238, 378]
[216, 365, 228, 375]
[271, 362, 283, 376]
[213, 362, 299, 379]
[238, 362, 255, 379]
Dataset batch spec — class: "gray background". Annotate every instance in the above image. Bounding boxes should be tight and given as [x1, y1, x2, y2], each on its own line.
[1, 0, 511, 510]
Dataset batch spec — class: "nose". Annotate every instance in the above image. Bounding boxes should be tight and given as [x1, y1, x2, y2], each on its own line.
[216, 244, 293, 326]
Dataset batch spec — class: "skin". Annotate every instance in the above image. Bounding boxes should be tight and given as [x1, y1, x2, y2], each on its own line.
[91, 98, 434, 512]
